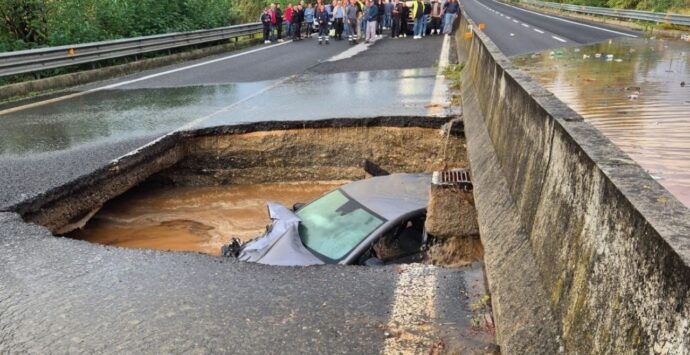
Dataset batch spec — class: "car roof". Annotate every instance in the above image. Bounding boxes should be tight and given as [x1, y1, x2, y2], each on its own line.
[340, 173, 431, 221]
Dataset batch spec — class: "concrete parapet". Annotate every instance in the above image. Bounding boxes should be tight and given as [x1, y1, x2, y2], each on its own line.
[456, 11, 690, 354]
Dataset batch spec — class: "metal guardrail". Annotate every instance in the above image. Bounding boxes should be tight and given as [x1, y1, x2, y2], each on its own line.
[521, 0, 690, 27]
[0, 23, 262, 78]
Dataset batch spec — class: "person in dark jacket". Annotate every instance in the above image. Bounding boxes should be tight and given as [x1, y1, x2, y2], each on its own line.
[365, 0, 378, 42]
[292, 3, 304, 40]
[400, 2, 410, 37]
[443, 0, 459, 35]
[315, 4, 331, 44]
[261, 8, 272, 44]
[391, 0, 402, 38]
[376, 0, 385, 36]
[422, 0, 431, 36]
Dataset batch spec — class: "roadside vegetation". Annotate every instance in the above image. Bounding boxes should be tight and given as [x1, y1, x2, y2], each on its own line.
[443, 63, 464, 106]
[0, 0, 285, 52]
[543, 0, 689, 14]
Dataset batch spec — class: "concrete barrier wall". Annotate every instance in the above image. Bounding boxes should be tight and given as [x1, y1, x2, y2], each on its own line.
[456, 13, 690, 354]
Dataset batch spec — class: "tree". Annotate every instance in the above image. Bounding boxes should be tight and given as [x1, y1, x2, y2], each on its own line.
[0, 0, 48, 48]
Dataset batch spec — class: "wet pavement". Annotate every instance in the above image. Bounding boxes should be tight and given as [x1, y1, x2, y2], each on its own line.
[69, 182, 343, 255]
[0, 37, 449, 209]
[513, 37, 690, 207]
[194, 68, 455, 129]
[0, 83, 274, 156]
[0, 212, 495, 353]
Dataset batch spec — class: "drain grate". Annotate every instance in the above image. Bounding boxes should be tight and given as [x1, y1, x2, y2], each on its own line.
[432, 169, 473, 191]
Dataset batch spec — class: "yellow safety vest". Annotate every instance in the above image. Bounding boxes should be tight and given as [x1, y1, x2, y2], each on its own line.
[412, 1, 425, 19]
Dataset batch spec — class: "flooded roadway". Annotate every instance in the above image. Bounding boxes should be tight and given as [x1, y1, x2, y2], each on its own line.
[68, 182, 343, 255]
[513, 37, 690, 207]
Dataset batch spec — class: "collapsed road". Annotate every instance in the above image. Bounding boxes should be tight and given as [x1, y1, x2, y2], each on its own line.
[0, 34, 502, 353]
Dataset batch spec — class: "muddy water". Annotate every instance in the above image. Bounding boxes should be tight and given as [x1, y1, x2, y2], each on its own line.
[513, 37, 690, 207]
[68, 182, 344, 255]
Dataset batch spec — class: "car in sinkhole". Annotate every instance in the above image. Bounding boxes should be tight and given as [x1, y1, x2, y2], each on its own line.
[221, 173, 431, 266]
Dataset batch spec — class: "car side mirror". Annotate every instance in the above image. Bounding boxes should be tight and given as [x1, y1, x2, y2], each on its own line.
[364, 257, 384, 266]
[292, 203, 305, 211]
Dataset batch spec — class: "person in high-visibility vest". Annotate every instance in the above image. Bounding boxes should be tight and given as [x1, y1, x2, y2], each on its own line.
[411, 0, 425, 39]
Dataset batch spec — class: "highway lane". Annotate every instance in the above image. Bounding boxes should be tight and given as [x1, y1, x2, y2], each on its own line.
[461, 0, 639, 56]
[0, 36, 446, 209]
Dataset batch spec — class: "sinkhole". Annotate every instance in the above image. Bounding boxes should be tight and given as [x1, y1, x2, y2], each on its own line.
[14, 118, 483, 266]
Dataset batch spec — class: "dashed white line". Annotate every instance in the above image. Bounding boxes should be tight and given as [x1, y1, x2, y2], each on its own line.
[534, 28, 545, 34]
[505, 16, 511, 19]
[552, 35, 567, 42]
[522, 23, 529, 27]
[513, 19, 519, 23]
[492, 0, 638, 38]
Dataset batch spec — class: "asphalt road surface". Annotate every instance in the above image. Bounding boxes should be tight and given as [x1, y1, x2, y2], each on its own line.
[461, 0, 639, 56]
[0, 36, 446, 209]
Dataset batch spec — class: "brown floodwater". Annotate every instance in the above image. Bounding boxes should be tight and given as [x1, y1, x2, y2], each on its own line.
[68, 182, 345, 255]
[513, 37, 690, 208]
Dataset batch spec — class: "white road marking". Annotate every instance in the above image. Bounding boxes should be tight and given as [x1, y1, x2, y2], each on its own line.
[114, 76, 291, 162]
[534, 28, 545, 34]
[429, 34, 451, 115]
[505, 16, 511, 19]
[522, 23, 529, 27]
[513, 19, 519, 23]
[0, 40, 293, 116]
[552, 35, 567, 42]
[326, 42, 371, 62]
[382, 265, 439, 354]
[492, 0, 638, 38]
[510, 33, 515, 36]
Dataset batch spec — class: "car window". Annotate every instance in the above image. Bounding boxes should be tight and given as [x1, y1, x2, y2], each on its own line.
[297, 189, 385, 262]
[373, 215, 426, 263]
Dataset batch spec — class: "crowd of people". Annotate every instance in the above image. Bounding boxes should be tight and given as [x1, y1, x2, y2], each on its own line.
[261, 0, 460, 45]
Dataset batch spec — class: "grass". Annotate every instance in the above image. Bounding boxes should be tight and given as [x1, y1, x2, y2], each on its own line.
[470, 294, 495, 333]
[443, 63, 465, 91]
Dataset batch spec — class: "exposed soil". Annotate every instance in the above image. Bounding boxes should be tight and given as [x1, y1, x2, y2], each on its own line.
[161, 126, 467, 185]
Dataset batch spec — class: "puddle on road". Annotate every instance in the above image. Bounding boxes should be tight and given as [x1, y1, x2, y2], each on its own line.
[68, 182, 342, 255]
[513, 37, 690, 207]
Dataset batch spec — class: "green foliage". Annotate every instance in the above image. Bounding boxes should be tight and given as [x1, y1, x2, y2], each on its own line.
[0, 0, 252, 51]
[443, 62, 464, 90]
[551, 0, 689, 12]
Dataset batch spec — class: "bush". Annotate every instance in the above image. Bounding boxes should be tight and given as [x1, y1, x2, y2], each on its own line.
[0, 0, 248, 51]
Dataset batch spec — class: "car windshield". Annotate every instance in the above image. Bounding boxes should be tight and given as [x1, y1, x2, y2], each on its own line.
[296, 189, 385, 262]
